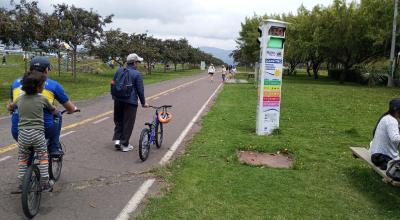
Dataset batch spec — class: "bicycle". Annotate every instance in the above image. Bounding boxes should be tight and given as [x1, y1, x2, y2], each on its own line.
[21, 109, 79, 218]
[139, 105, 172, 161]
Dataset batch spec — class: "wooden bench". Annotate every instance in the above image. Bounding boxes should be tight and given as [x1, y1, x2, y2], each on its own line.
[350, 147, 400, 187]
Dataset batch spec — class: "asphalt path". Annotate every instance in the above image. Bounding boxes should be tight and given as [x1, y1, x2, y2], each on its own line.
[0, 72, 223, 219]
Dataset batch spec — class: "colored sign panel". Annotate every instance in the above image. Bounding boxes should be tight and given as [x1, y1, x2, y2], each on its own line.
[256, 20, 286, 135]
[257, 47, 284, 135]
[267, 37, 284, 49]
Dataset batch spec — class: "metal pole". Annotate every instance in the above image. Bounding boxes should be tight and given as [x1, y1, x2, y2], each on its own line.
[389, 0, 398, 87]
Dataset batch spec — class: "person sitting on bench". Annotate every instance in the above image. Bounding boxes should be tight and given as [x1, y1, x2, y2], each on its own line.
[369, 98, 400, 170]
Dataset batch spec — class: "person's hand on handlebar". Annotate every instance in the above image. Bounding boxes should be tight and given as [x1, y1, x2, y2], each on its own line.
[62, 101, 78, 114]
[142, 103, 149, 108]
[6, 100, 15, 113]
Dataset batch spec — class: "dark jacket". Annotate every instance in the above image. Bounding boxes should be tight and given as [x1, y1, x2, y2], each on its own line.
[112, 64, 145, 106]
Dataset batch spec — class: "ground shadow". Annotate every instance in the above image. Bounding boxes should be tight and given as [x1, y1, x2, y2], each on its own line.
[344, 166, 400, 215]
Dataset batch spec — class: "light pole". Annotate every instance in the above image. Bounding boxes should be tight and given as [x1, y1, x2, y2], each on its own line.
[388, 0, 398, 87]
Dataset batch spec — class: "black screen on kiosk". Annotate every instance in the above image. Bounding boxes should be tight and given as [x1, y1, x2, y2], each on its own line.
[268, 26, 285, 37]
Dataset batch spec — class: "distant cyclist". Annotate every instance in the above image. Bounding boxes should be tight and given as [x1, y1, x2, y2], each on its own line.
[10, 56, 78, 157]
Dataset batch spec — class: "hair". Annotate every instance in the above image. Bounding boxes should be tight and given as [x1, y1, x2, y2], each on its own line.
[21, 71, 47, 95]
[372, 98, 400, 137]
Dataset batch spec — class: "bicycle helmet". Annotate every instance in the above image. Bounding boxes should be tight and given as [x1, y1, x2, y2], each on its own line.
[158, 111, 173, 123]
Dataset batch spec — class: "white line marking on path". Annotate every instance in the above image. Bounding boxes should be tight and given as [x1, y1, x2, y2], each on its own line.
[0, 156, 12, 162]
[115, 179, 156, 220]
[60, 131, 76, 138]
[0, 116, 11, 120]
[159, 83, 223, 165]
[93, 116, 110, 124]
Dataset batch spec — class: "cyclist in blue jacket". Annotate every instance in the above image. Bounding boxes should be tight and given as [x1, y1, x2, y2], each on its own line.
[10, 56, 78, 157]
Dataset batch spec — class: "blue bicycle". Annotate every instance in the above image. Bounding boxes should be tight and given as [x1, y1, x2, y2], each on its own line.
[139, 105, 172, 161]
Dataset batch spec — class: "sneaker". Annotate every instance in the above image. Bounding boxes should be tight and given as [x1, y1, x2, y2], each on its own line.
[121, 144, 134, 152]
[42, 180, 55, 192]
[114, 140, 121, 150]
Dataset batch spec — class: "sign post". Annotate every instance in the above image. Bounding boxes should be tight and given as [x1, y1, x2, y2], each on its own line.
[256, 19, 287, 135]
[200, 61, 206, 70]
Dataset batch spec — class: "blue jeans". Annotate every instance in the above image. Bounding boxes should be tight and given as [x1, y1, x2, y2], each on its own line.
[12, 112, 62, 154]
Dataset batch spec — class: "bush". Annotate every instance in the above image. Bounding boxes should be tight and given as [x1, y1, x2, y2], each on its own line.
[354, 63, 389, 86]
[328, 68, 363, 83]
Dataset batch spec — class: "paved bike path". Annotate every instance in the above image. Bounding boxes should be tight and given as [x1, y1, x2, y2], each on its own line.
[0, 72, 222, 219]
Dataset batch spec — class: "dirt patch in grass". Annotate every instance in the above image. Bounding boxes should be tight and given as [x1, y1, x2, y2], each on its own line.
[238, 150, 293, 168]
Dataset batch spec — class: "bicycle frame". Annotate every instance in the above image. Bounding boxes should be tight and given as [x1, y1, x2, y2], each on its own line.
[147, 109, 160, 144]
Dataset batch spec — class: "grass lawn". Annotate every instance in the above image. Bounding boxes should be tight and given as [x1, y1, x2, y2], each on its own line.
[137, 74, 400, 219]
[0, 55, 202, 115]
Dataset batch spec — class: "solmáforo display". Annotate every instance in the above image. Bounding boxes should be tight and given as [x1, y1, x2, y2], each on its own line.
[256, 19, 288, 135]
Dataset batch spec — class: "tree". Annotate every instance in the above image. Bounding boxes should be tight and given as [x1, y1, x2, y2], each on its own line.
[53, 4, 112, 80]
[177, 39, 190, 70]
[92, 29, 130, 64]
[283, 13, 304, 75]
[8, 0, 45, 71]
[319, 0, 380, 83]
[130, 34, 162, 74]
[160, 39, 175, 72]
[233, 15, 263, 65]
[0, 7, 14, 45]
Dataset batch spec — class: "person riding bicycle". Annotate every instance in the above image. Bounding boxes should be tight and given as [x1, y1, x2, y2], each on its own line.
[7, 71, 57, 192]
[10, 56, 78, 157]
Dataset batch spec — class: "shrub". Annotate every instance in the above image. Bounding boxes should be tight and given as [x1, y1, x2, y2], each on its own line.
[328, 68, 362, 83]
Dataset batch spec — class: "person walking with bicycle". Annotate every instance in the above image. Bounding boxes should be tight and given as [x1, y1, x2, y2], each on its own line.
[10, 56, 78, 157]
[7, 71, 57, 192]
[112, 53, 149, 152]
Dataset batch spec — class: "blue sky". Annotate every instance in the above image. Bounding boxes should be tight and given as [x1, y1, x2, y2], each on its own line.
[1, 0, 342, 50]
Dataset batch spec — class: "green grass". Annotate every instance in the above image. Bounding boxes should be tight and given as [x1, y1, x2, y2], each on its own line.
[137, 74, 400, 219]
[0, 54, 202, 114]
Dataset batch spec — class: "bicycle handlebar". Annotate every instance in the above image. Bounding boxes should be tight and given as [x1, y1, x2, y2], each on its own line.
[149, 105, 172, 109]
[60, 109, 81, 115]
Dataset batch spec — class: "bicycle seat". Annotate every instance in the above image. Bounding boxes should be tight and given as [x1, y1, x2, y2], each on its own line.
[145, 122, 152, 126]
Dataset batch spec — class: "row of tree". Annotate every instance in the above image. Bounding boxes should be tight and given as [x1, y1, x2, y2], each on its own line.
[0, 0, 223, 78]
[233, 0, 396, 83]
[93, 30, 223, 74]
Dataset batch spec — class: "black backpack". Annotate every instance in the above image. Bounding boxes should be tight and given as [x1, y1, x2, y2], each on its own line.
[386, 160, 400, 181]
[111, 68, 133, 98]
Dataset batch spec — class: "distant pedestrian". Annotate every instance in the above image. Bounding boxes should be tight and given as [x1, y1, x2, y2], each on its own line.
[221, 65, 226, 82]
[208, 63, 215, 82]
[232, 65, 237, 79]
[2, 54, 6, 65]
[112, 53, 149, 152]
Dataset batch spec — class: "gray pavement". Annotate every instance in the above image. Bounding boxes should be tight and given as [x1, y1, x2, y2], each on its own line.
[0, 72, 222, 219]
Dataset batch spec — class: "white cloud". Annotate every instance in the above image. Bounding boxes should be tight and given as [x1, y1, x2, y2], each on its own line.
[1, 0, 338, 50]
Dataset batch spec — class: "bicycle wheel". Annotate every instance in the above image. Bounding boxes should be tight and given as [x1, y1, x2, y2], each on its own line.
[49, 156, 63, 181]
[155, 122, 163, 148]
[21, 165, 42, 218]
[139, 128, 150, 161]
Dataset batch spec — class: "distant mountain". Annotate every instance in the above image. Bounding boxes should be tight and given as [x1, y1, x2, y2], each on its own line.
[199, 47, 234, 65]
